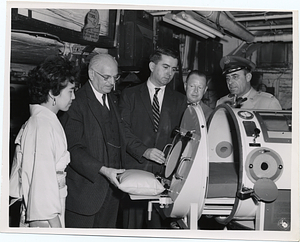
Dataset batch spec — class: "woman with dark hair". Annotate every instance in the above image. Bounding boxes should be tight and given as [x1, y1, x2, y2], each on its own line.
[9, 55, 77, 228]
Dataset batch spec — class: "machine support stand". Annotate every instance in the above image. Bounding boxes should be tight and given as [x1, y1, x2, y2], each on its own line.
[148, 200, 159, 221]
[148, 200, 199, 229]
[255, 201, 265, 230]
[187, 203, 198, 230]
[147, 196, 173, 221]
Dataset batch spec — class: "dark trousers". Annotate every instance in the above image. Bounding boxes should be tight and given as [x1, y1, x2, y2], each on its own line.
[120, 194, 164, 229]
[65, 186, 120, 228]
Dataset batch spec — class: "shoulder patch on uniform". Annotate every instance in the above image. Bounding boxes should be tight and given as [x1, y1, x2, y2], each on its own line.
[258, 91, 274, 98]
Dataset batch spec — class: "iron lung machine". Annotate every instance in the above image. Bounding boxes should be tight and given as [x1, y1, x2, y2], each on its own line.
[151, 104, 292, 230]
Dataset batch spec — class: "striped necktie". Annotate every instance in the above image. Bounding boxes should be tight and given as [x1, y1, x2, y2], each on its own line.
[152, 88, 160, 132]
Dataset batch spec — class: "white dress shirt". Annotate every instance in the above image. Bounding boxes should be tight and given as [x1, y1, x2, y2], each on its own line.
[147, 79, 165, 112]
[89, 80, 110, 109]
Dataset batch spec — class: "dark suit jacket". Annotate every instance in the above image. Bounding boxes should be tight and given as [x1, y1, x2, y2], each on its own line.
[200, 101, 213, 122]
[119, 82, 187, 174]
[59, 81, 126, 216]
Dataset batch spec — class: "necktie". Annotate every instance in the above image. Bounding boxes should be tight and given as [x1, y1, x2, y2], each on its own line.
[152, 88, 160, 132]
[235, 97, 247, 108]
[102, 94, 109, 110]
[187, 101, 200, 106]
[227, 94, 247, 108]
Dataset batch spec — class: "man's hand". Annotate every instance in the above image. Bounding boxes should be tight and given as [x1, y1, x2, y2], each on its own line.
[143, 148, 165, 164]
[99, 166, 125, 187]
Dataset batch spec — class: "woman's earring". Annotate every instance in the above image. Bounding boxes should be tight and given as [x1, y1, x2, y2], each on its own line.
[53, 98, 56, 106]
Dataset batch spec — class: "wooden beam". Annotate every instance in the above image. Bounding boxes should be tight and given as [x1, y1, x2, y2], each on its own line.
[11, 8, 118, 49]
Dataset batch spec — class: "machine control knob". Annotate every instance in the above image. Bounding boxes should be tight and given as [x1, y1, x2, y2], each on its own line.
[254, 128, 260, 137]
[252, 128, 261, 143]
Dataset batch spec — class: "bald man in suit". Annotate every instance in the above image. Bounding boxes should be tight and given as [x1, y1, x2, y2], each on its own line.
[60, 54, 126, 228]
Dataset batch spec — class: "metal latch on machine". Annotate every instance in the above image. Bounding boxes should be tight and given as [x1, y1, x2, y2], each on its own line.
[236, 186, 254, 200]
[237, 178, 278, 204]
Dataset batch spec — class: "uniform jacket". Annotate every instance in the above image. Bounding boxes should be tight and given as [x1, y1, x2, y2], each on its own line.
[119, 82, 187, 174]
[216, 87, 282, 110]
[59, 81, 126, 215]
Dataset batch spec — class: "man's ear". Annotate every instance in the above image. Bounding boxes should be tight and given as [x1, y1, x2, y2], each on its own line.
[149, 62, 155, 72]
[184, 81, 187, 91]
[204, 86, 208, 94]
[88, 69, 94, 80]
[246, 72, 252, 82]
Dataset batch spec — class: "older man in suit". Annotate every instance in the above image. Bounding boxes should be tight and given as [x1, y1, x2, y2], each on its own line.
[60, 53, 126, 228]
[119, 47, 187, 229]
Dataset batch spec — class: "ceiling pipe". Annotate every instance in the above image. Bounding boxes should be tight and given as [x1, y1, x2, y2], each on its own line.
[149, 11, 171, 16]
[247, 24, 292, 31]
[162, 13, 209, 39]
[172, 14, 216, 38]
[254, 34, 292, 42]
[224, 11, 236, 21]
[231, 41, 246, 55]
[180, 12, 226, 39]
[235, 14, 293, 22]
[195, 11, 255, 42]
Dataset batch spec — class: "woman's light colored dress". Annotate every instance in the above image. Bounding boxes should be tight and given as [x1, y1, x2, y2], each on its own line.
[10, 104, 70, 227]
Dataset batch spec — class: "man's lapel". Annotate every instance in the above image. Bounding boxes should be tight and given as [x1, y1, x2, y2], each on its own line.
[140, 83, 156, 127]
[85, 82, 108, 141]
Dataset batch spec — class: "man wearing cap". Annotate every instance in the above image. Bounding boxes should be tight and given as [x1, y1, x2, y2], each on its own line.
[216, 55, 282, 110]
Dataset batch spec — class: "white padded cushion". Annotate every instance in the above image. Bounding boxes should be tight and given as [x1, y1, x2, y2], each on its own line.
[118, 169, 165, 195]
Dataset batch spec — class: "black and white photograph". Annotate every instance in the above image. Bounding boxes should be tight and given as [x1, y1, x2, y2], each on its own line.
[0, 1, 299, 242]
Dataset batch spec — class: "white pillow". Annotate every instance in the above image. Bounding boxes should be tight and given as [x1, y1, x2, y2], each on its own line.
[118, 169, 165, 195]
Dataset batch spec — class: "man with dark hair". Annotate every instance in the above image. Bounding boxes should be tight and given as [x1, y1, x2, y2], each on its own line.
[184, 70, 213, 121]
[216, 55, 282, 109]
[119, 47, 187, 229]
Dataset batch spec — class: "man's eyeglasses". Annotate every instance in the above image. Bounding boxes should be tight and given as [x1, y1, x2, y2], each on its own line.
[92, 69, 121, 83]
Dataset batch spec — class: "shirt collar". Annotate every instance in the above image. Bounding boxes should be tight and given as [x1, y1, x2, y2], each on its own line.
[89, 80, 105, 104]
[30, 104, 56, 118]
[241, 87, 253, 99]
[147, 78, 166, 92]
